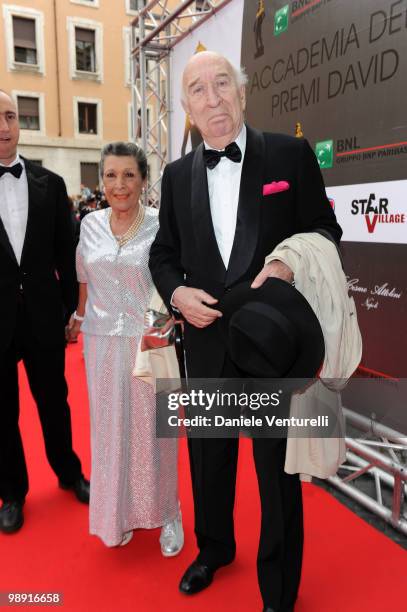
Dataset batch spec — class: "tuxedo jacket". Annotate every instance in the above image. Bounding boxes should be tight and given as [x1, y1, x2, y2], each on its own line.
[149, 125, 342, 378]
[0, 158, 78, 352]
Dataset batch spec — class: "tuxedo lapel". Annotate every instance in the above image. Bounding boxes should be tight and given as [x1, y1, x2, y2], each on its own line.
[20, 162, 48, 265]
[226, 125, 265, 287]
[191, 143, 226, 283]
[0, 216, 17, 264]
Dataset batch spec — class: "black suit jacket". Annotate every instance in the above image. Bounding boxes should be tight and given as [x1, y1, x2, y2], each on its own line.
[149, 125, 342, 377]
[0, 158, 78, 352]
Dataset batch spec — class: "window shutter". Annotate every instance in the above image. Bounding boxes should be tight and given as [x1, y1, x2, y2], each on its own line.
[18, 97, 39, 117]
[13, 17, 36, 49]
[75, 28, 95, 44]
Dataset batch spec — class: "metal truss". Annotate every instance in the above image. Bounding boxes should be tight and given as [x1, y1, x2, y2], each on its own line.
[130, 0, 232, 205]
[328, 407, 407, 535]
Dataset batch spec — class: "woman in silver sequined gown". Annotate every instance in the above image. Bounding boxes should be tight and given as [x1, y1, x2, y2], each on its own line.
[68, 143, 183, 551]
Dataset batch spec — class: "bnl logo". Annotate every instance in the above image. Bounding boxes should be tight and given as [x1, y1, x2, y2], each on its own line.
[315, 140, 334, 169]
[274, 5, 289, 35]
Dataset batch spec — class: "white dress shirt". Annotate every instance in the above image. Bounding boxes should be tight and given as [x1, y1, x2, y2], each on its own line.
[205, 124, 246, 268]
[0, 154, 28, 264]
[170, 125, 247, 306]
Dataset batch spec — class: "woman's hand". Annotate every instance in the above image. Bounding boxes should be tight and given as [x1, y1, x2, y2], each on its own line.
[66, 315, 82, 343]
[160, 317, 175, 336]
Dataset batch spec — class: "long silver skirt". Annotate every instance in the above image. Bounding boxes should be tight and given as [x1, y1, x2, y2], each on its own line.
[83, 333, 178, 547]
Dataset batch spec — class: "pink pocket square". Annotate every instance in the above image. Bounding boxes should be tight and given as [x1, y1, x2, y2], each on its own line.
[263, 181, 290, 196]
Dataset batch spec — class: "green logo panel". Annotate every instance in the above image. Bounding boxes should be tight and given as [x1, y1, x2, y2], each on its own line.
[274, 5, 289, 36]
[315, 140, 334, 169]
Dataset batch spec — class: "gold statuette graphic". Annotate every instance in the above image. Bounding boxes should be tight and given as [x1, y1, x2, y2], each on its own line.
[254, 0, 266, 59]
[295, 122, 304, 138]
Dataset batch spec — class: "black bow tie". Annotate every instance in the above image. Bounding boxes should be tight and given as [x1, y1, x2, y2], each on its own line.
[203, 142, 242, 170]
[0, 163, 23, 179]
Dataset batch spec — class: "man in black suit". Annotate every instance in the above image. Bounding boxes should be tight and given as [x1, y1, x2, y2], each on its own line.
[0, 90, 89, 535]
[149, 52, 341, 611]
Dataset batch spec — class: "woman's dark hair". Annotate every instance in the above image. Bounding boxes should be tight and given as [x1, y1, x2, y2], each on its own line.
[99, 141, 147, 180]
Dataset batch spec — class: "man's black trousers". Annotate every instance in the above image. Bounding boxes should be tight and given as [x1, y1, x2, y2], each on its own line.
[187, 357, 303, 609]
[0, 300, 82, 503]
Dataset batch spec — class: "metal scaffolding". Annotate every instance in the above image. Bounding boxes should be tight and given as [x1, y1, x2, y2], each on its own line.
[329, 406, 407, 535]
[130, 0, 232, 205]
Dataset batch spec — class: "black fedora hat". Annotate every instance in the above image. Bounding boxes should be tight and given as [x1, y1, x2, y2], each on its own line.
[217, 278, 325, 378]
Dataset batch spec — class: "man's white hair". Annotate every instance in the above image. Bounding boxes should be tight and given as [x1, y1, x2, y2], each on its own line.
[233, 65, 248, 88]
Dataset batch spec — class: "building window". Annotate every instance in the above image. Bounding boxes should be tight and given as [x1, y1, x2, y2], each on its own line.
[70, 0, 100, 7]
[74, 97, 102, 139]
[126, 0, 146, 14]
[80, 162, 99, 190]
[123, 27, 131, 86]
[75, 27, 96, 72]
[67, 17, 103, 82]
[78, 103, 97, 134]
[12, 90, 45, 135]
[17, 96, 40, 130]
[132, 106, 152, 141]
[196, 0, 207, 11]
[3, 5, 45, 74]
[128, 103, 134, 141]
[13, 17, 37, 64]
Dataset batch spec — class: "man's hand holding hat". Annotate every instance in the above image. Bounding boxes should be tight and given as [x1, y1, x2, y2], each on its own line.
[251, 260, 294, 289]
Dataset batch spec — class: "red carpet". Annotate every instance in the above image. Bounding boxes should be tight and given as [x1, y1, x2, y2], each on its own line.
[1, 338, 405, 611]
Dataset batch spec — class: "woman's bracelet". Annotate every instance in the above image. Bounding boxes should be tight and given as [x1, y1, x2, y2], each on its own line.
[73, 311, 85, 322]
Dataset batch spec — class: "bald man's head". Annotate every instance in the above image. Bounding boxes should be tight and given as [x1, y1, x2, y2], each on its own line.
[0, 90, 19, 165]
[182, 52, 246, 102]
[181, 52, 247, 150]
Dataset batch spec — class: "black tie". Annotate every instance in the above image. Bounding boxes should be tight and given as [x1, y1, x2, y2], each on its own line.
[203, 142, 242, 170]
[0, 163, 23, 179]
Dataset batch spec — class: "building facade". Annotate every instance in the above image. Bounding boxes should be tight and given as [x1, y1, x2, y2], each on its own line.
[1, 0, 146, 195]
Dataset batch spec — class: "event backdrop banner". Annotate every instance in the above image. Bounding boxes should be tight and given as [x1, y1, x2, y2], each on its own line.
[241, 0, 407, 377]
[243, 0, 407, 187]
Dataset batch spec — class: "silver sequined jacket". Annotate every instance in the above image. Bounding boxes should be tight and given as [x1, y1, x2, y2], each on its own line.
[76, 206, 158, 337]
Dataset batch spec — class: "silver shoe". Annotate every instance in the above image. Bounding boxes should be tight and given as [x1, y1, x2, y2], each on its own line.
[159, 510, 184, 557]
[119, 530, 133, 546]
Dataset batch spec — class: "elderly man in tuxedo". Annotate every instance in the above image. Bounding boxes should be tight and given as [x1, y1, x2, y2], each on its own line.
[0, 90, 89, 535]
[149, 52, 341, 611]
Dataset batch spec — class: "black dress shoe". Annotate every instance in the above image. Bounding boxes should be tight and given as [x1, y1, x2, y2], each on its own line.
[0, 501, 24, 534]
[179, 561, 214, 595]
[59, 475, 90, 504]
